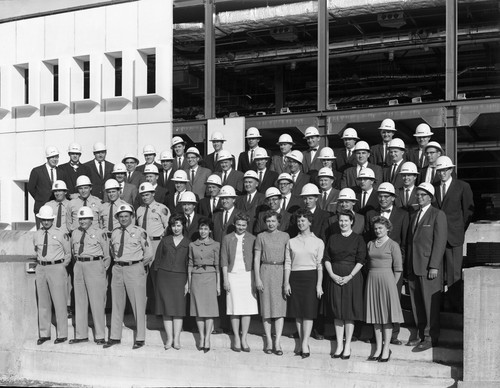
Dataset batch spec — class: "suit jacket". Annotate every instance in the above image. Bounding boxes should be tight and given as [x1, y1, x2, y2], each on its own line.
[237, 150, 258, 172]
[341, 163, 383, 189]
[282, 194, 303, 215]
[290, 172, 312, 196]
[370, 143, 391, 168]
[418, 166, 456, 185]
[164, 191, 186, 215]
[407, 148, 428, 169]
[354, 189, 379, 215]
[185, 166, 212, 199]
[83, 160, 114, 200]
[383, 161, 406, 190]
[253, 209, 291, 235]
[220, 231, 256, 272]
[136, 162, 162, 173]
[235, 192, 266, 232]
[326, 212, 365, 236]
[269, 154, 291, 174]
[318, 189, 340, 214]
[407, 206, 447, 277]
[198, 196, 223, 218]
[433, 179, 474, 247]
[58, 162, 92, 195]
[213, 208, 239, 243]
[126, 170, 145, 187]
[184, 212, 202, 242]
[302, 147, 324, 174]
[256, 169, 279, 194]
[172, 155, 189, 172]
[28, 164, 64, 213]
[158, 168, 175, 193]
[204, 152, 235, 173]
[395, 186, 419, 215]
[216, 169, 244, 195]
[103, 182, 138, 206]
[334, 148, 356, 174]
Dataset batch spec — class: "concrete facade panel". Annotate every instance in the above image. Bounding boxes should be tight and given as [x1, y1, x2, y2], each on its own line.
[105, 2, 138, 52]
[138, 0, 172, 48]
[15, 18, 45, 63]
[105, 124, 139, 164]
[44, 12, 75, 59]
[74, 7, 105, 55]
[74, 126, 106, 163]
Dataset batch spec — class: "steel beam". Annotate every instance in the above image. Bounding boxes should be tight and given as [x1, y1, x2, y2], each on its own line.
[317, 0, 329, 112]
[445, 0, 458, 163]
[204, 0, 216, 119]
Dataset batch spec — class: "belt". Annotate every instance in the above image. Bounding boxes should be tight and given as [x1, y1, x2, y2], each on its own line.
[76, 256, 103, 262]
[193, 264, 216, 270]
[115, 260, 143, 266]
[37, 259, 64, 266]
[262, 262, 283, 266]
[106, 232, 113, 238]
[151, 236, 162, 241]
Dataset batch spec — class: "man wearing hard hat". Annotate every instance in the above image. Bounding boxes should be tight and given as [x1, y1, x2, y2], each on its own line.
[302, 126, 324, 174]
[122, 154, 145, 188]
[83, 142, 114, 200]
[184, 147, 212, 200]
[171, 136, 188, 171]
[199, 175, 223, 218]
[235, 170, 266, 233]
[204, 132, 234, 173]
[270, 134, 294, 174]
[136, 144, 162, 173]
[59, 142, 91, 198]
[335, 127, 359, 174]
[44, 180, 71, 234]
[109, 163, 138, 206]
[215, 150, 244, 195]
[370, 118, 397, 168]
[237, 127, 267, 172]
[253, 148, 279, 194]
[408, 123, 433, 169]
[396, 162, 420, 214]
[67, 175, 103, 232]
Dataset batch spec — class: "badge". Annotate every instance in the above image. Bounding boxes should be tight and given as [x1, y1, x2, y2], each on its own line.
[131, 233, 135, 238]
[91, 203, 96, 207]
[52, 235, 57, 239]
[91, 234, 96, 239]
[152, 209, 156, 213]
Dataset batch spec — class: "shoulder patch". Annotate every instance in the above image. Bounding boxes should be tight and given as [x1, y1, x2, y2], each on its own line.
[161, 208, 168, 215]
[141, 231, 148, 240]
[63, 234, 69, 241]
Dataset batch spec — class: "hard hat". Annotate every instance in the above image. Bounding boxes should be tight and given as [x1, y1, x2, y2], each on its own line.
[245, 127, 262, 138]
[378, 118, 397, 131]
[276, 134, 294, 144]
[287, 150, 303, 164]
[77, 206, 94, 219]
[179, 191, 197, 203]
[338, 188, 358, 201]
[377, 182, 396, 195]
[435, 156, 455, 170]
[115, 203, 134, 216]
[205, 174, 222, 186]
[388, 138, 406, 150]
[45, 146, 59, 158]
[317, 147, 336, 159]
[253, 147, 270, 159]
[218, 185, 236, 197]
[300, 183, 321, 196]
[36, 205, 56, 219]
[317, 167, 334, 179]
[417, 182, 435, 197]
[186, 147, 201, 157]
[143, 144, 156, 155]
[265, 187, 282, 199]
[67, 142, 82, 154]
[414, 123, 434, 137]
[139, 182, 155, 194]
[122, 153, 139, 164]
[341, 128, 360, 139]
[424, 141, 443, 153]
[93, 142, 107, 152]
[144, 165, 159, 175]
[399, 162, 419, 175]
[243, 170, 259, 181]
[171, 170, 189, 182]
[353, 141, 370, 152]
[76, 175, 92, 187]
[304, 126, 320, 138]
[210, 132, 226, 142]
[160, 150, 174, 161]
[171, 136, 185, 147]
[52, 180, 68, 191]
[112, 163, 127, 174]
[277, 173, 293, 183]
[217, 150, 232, 161]
[357, 168, 375, 180]
[104, 179, 121, 191]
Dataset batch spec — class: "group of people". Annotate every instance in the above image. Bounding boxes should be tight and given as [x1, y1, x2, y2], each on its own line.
[29, 118, 474, 361]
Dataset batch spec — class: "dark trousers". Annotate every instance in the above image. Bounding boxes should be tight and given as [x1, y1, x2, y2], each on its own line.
[444, 244, 463, 310]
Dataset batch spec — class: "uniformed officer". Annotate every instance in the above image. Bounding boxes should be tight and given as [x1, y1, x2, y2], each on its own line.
[100, 179, 129, 237]
[67, 175, 103, 232]
[104, 204, 153, 349]
[45, 180, 71, 234]
[33, 205, 71, 345]
[70, 206, 110, 345]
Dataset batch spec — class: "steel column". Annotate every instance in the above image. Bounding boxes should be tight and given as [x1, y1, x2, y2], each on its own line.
[317, 0, 329, 113]
[445, 0, 458, 163]
[275, 65, 284, 114]
[204, 0, 216, 119]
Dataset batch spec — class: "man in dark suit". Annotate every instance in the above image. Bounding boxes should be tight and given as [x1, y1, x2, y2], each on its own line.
[395, 162, 420, 214]
[58, 142, 91, 198]
[334, 127, 358, 175]
[122, 154, 145, 187]
[143, 165, 168, 205]
[184, 147, 212, 200]
[317, 167, 340, 215]
[383, 138, 407, 190]
[407, 183, 447, 352]
[215, 150, 244, 195]
[407, 123, 433, 169]
[213, 186, 239, 243]
[253, 148, 279, 194]
[276, 173, 303, 215]
[204, 132, 234, 172]
[83, 142, 114, 200]
[433, 156, 474, 313]
[341, 141, 383, 190]
[171, 136, 188, 172]
[136, 144, 162, 173]
[178, 191, 202, 242]
[420, 141, 443, 185]
[370, 118, 397, 168]
[354, 168, 379, 216]
[198, 175, 223, 218]
[302, 126, 324, 174]
[164, 170, 190, 215]
[270, 134, 294, 174]
[237, 127, 263, 172]
[106, 163, 138, 206]
[158, 150, 175, 193]
[299, 183, 329, 241]
[287, 150, 311, 196]
[235, 170, 266, 233]
[253, 187, 291, 234]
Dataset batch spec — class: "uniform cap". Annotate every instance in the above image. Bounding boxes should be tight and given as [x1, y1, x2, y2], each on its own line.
[424, 141, 443, 153]
[76, 175, 92, 187]
[217, 150, 233, 161]
[245, 127, 261, 138]
[353, 141, 370, 152]
[218, 185, 236, 197]
[122, 153, 140, 164]
[300, 183, 321, 196]
[112, 163, 127, 174]
[243, 170, 259, 181]
[144, 164, 159, 175]
[417, 182, 435, 197]
[143, 144, 156, 155]
[210, 132, 226, 142]
[435, 156, 455, 170]
[317, 167, 335, 178]
[179, 191, 197, 203]
[341, 128, 360, 139]
[139, 182, 155, 194]
[185, 147, 201, 157]
[317, 147, 336, 159]
[93, 142, 107, 152]
[77, 206, 94, 219]
[160, 150, 174, 161]
[205, 174, 222, 186]
[304, 126, 320, 138]
[377, 182, 396, 195]
[388, 138, 406, 150]
[52, 180, 68, 191]
[253, 147, 270, 159]
[172, 170, 189, 182]
[115, 203, 134, 216]
[104, 179, 121, 191]
[265, 187, 282, 199]
[277, 134, 294, 144]
[36, 205, 56, 219]
[45, 146, 59, 158]
[414, 123, 434, 137]
[378, 118, 397, 131]
[287, 150, 303, 164]
[171, 136, 185, 147]
[67, 142, 82, 154]
[357, 168, 375, 180]
[277, 173, 293, 183]
[399, 162, 419, 175]
[338, 188, 358, 201]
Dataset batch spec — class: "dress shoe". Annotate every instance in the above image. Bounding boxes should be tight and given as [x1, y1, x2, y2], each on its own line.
[406, 338, 421, 347]
[301, 352, 310, 359]
[274, 349, 283, 356]
[203, 347, 210, 353]
[341, 349, 351, 360]
[264, 348, 273, 355]
[241, 346, 251, 353]
[367, 354, 381, 361]
[413, 340, 432, 352]
[196, 344, 204, 351]
[54, 337, 67, 344]
[69, 338, 88, 344]
[103, 339, 121, 348]
[173, 344, 181, 350]
[332, 353, 342, 359]
[231, 346, 241, 353]
[311, 329, 324, 341]
[37, 337, 51, 345]
[94, 339, 106, 345]
[132, 341, 145, 349]
[378, 350, 392, 362]
[390, 338, 403, 345]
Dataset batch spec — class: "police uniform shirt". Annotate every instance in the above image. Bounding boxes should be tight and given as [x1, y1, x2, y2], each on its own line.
[68, 195, 103, 231]
[136, 201, 170, 238]
[111, 224, 153, 265]
[33, 226, 71, 264]
[45, 199, 71, 233]
[101, 198, 128, 233]
[71, 225, 111, 268]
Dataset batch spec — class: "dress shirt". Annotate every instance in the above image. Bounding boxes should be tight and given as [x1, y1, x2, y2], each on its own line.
[100, 199, 127, 232]
[380, 207, 393, 218]
[356, 162, 369, 176]
[33, 226, 70, 264]
[441, 177, 452, 197]
[45, 163, 58, 182]
[136, 201, 170, 237]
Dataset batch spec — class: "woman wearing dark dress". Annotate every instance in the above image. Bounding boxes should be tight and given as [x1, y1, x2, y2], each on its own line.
[154, 213, 190, 350]
[324, 211, 366, 360]
[365, 216, 403, 362]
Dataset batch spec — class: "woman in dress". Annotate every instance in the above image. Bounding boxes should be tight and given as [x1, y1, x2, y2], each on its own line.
[154, 213, 190, 350]
[254, 210, 289, 355]
[221, 212, 258, 352]
[324, 211, 366, 360]
[188, 218, 220, 353]
[365, 216, 404, 362]
[284, 208, 324, 359]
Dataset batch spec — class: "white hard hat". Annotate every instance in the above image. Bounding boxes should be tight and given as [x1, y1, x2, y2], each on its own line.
[217, 150, 233, 161]
[317, 147, 336, 159]
[265, 187, 282, 199]
[417, 182, 435, 197]
[179, 191, 197, 203]
[45, 146, 59, 158]
[317, 167, 334, 178]
[205, 174, 222, 186]
[143, 144, 156, 155]
[36, 205, 56, 219]
[218, 185, 236, 197]
[172, 170, 189, 182]
[357, 168, 375, 180]
[377, 182, 396, 195]
[76, 175, 92, 187]
[243, 170, 259, 181]
[77, 206, 94, 219]
[93, 142, 107, 152]
[300, 183, 321, 196]
[171, 136, 185, 147]
[112, 163, 127, 174]
[122, 153, 139, 164]
[414, 123, 434, 137]
[115, 203, 134, 216]
[388, 138, 406, 150]
[186, 147, 201, 157]
[139, 182, 155, 194]
[304, 126, 320, 138]
[435, 156, 455, 170]
[67, 142, 82, 154]
[341, 128, 360, 139]
[144, 165, 159, 175]
[52, 180, 68, 191]
[245, 127, 261, 138]
[104, 179, 121, 191]
[210, 132, 226, 142]
[338, 188, 358, 201]
[287, 150, 304, 164]
[399, 162, 419, 175]
[253, 147, 270, 159]
[378, 118, 397, 131]
[425, 141, 443, 153]
[277, 173, 293, 183]
[353, 141, 370, 152]
[277, 134, 294, 144]
[160, 150, 174, 161]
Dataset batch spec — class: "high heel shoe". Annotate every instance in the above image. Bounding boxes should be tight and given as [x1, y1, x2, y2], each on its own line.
[332, 352, 342, 359]
[378, 350, 391, 363]
[341, 349, 351, 360]
[367, 354, 381, 361]
[301, 346, 310, 359]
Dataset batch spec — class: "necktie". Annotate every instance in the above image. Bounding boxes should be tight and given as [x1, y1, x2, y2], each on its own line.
[215, 153, 218, 161]
[83, 198, 87, 207]
[178, 157, 181, 168]
[191, 169, 195, 185]
[292, 174, 296, 182]
[404, 188, 410, 206]
[56, 203, 62, 228]
[250, 149, 254, 163]
[71, 163, 78, 172]
[247, 194, 251, 206]
[117, 227, 125, 258]
[175, 192, 180, 206]
[281, 196, 287, 212]
[99, 162, 104, 179]
[381, 209, 391, 217]
[127, 172, 131, 183]
[430, 167, 436, 182]
[42, 230, 48, 257]
[108, 202, 114, 232]
[223, 211, 228, 228]
[419, 151, 425, 168]
[163, 171, 167, 186]
[347, 150, 351, 159]
[413, 210, 422, 233]
[186, 215, 191, 228]
[142, 205, 149, 230]
[78, 229, 86, 255]
[50, 168, 54, 184]
[222, 172, 227, 185]
[362, 191, 367, 208]
[259, 171, 263, 184]
[441, 183, 446, 201]
[212, 197, 217, 213]
[383, 144, 388, 163]
[321, 191, 327, 210]
[391, 164, 397, 182]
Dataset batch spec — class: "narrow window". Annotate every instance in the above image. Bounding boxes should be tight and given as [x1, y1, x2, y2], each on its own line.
[146, 54, 156, 94]
[83, 61, 90, 99]
[114, 57, 122, 97]
[24, 68, 29, 104]
[53, 65, 59, 102]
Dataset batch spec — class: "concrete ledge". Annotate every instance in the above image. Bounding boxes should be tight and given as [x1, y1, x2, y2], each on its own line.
[0, 230, 35, 256]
